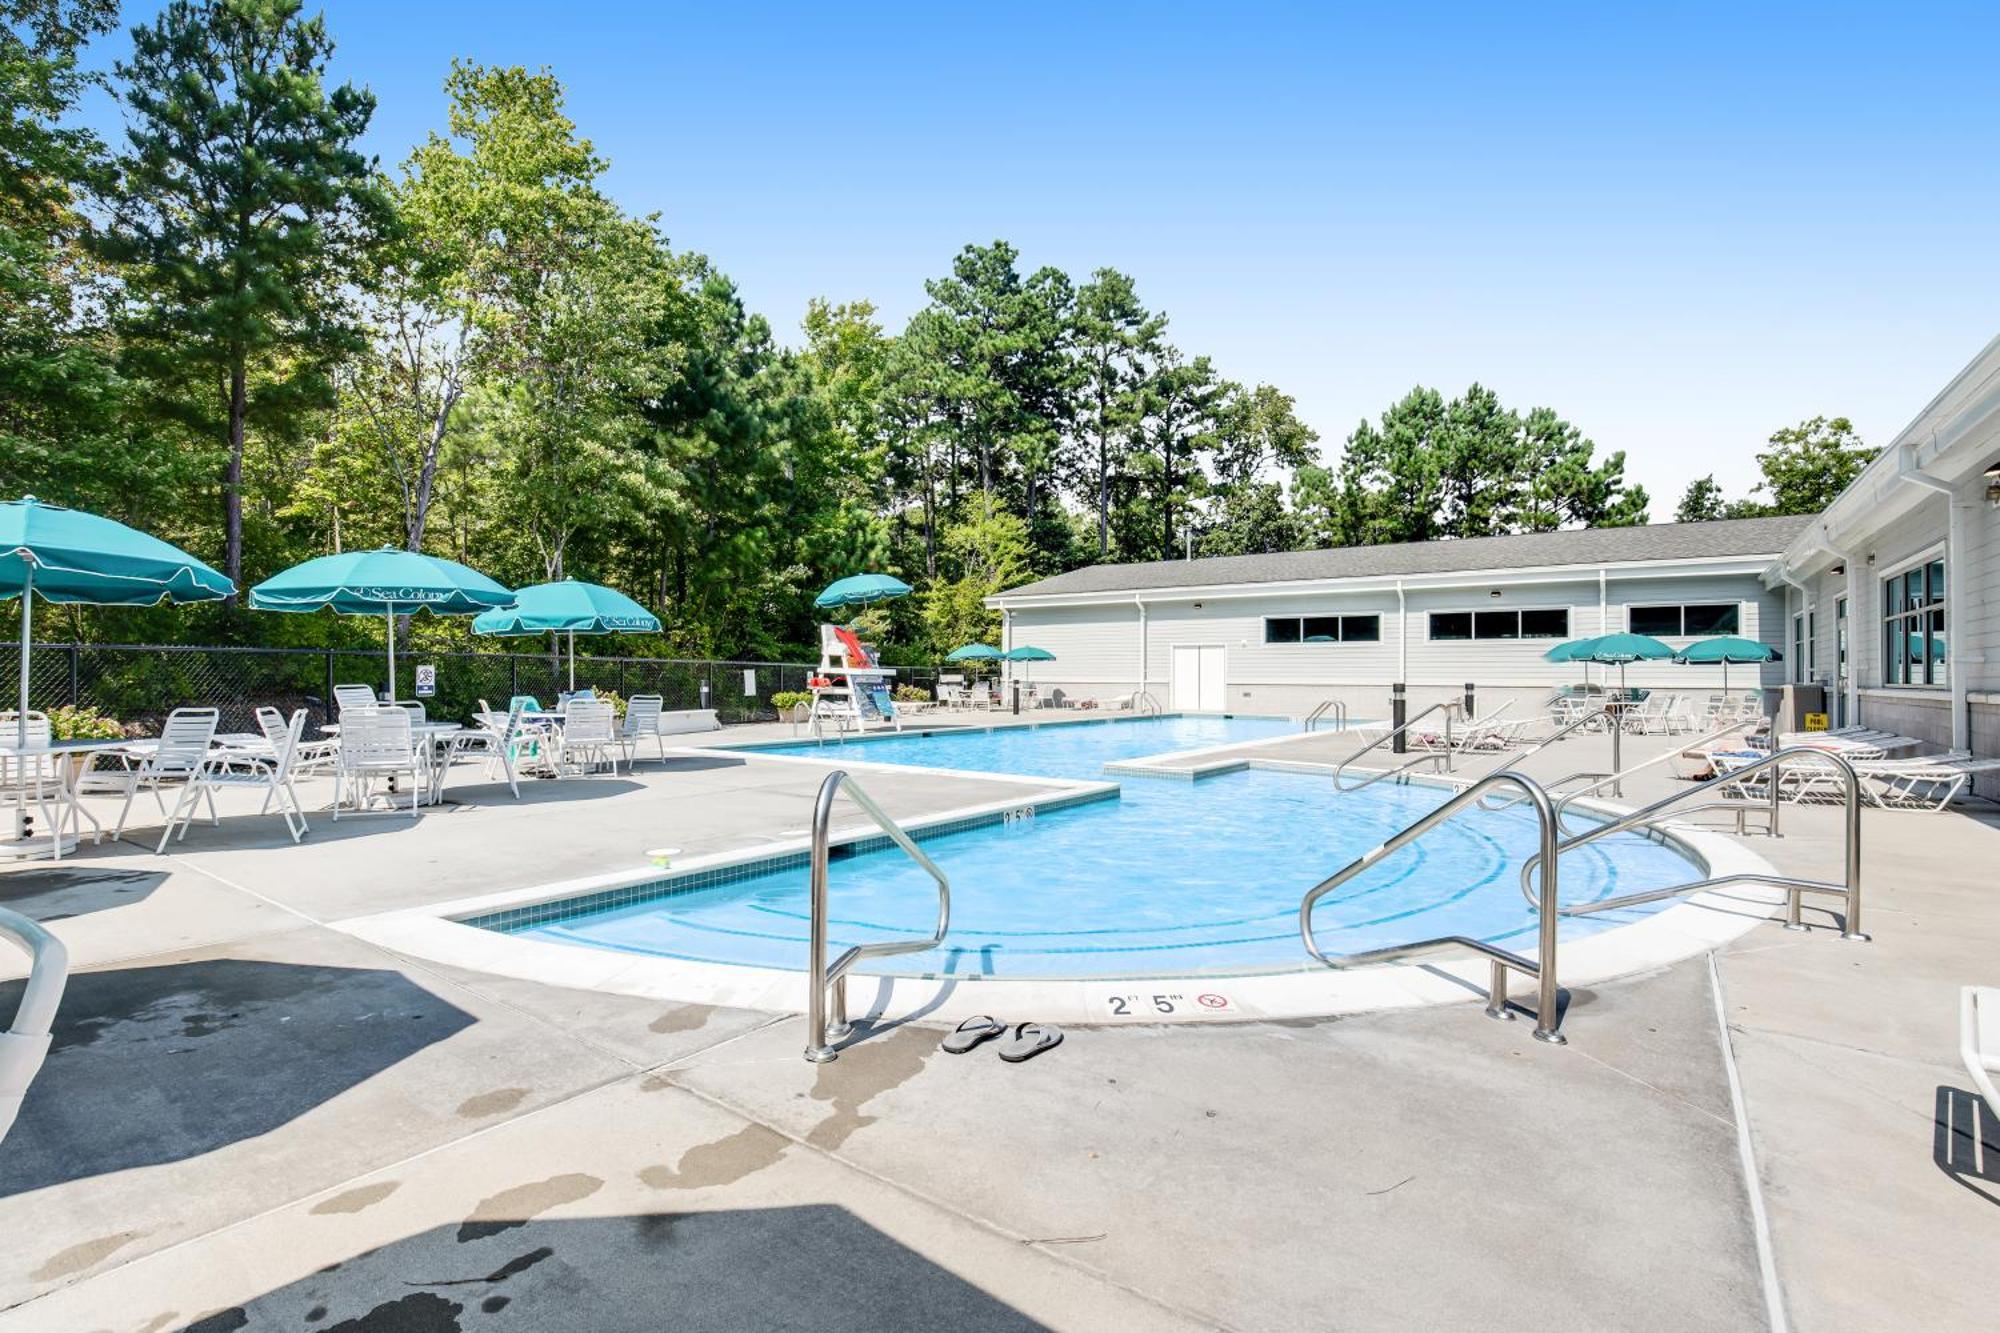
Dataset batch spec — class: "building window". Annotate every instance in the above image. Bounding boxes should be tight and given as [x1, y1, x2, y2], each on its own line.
[1881, 556, 1947, 686]
[1265, 614, 1380, 644]
[1629, 603, 1740, 637]
[1792, 613, 1806, 683]
[1428, 609, 1567, 640]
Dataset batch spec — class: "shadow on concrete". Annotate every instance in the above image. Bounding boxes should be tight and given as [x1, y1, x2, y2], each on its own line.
[0, 866, 166, 922]
[435, 777, 646, 809]
[1933, 1084, 2000, 1206]
[0, 958, 472, 1197]
[178, 1205, 1048, 1332]
[646, 754, 749, 774]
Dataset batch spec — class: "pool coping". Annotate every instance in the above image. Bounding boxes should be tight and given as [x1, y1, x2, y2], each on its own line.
[333, 730, 1798, 1029]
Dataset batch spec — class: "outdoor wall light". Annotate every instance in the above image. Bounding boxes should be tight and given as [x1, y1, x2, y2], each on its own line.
[1488, 589, 1503, 599]
[1985, 461, 2000, 507]
[1831, 563, 1845, 576]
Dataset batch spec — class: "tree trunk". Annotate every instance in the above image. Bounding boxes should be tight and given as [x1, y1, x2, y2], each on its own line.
[1096, 380, 1110, 555]
[224, 355, 247, 601]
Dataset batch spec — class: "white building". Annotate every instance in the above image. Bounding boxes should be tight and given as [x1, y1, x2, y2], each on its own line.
[990, 515, 1809, 718]
[990, 335, 2000, 794]
[1777, 334, 2000, 791]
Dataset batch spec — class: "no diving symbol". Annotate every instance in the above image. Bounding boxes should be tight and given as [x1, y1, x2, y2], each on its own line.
[1196, 993, 1229, 1010]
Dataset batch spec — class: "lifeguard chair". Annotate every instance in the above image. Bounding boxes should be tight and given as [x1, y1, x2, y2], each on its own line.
[808, 624, 902, 736]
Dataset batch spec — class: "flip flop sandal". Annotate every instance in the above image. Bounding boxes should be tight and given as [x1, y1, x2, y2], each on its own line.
[942, 1015, 1008, 1054]
[997, 1022, 1063, 1063]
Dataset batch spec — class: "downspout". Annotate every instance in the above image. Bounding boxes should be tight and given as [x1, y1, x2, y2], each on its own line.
[1135, 595, 1149, 696]
[1899, 440, 1973, 750]
[1395, 581, 1407, 682]
[1002, 608, 1014, 696]
[1597, 567, 1608, 690]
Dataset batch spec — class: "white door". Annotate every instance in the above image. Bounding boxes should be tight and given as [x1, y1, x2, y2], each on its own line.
[1171, 645, 1227, 711]
[1198, 646, 1227, 710]
[1171, 646, 1202, 710]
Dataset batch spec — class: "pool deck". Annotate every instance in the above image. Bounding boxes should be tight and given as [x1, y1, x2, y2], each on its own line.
[1, 713, 1995, 1330]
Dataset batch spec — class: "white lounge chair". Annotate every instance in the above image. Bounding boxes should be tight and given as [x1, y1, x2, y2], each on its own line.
[1961, 987, 2000, 1119]
[1853, 752, 2000, 811]
[333, 683, 380, 715]
[333, 707, 424, 819]
[72, 707, 219, 844]
[163, 707, 310, 848]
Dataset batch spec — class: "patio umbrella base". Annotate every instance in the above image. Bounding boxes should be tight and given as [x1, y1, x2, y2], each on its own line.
[0, 831, 79, 861]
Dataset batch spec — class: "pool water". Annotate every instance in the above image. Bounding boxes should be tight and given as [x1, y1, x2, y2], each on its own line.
[501, 715, 1703, 980]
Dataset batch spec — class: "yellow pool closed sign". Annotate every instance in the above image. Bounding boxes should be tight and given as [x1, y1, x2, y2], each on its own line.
[1803, 712, 1829, 731]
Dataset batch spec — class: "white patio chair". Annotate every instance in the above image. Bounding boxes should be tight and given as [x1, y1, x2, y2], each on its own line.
[0, 712, 80, 859]
[334, 683, 380, 715]
[332, 707, 424, 819]
[72, 707, 220, 844]
[163, 708, 309, 848]
[556, 698, 619, 776]
[618, 695, 666, 767]
[438, 699, 525, 799]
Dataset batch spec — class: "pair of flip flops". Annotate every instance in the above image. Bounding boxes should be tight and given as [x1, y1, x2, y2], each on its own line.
[944, 1015, 1062, 1062]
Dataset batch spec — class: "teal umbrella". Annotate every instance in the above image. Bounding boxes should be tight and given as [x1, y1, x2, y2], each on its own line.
[251, 546, 514, 700]
[2, 496, 234, 855]
[1673, 636, 1781, 693]
[1001, 644, 1055, 691]
[1579, 632, 1674, 695]
[472, 579, 660, 691]
[1545, 635, 1601, 690]
[944, 643, 1001, 661]
[814, 573, 912, 610]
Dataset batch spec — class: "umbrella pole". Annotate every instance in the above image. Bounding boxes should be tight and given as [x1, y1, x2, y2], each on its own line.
[15, 564, 31, 840]
[568, 630, 575, 692]
[385, 605, 396, 703]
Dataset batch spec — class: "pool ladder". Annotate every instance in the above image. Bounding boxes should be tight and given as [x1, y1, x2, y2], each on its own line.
[1304, 700, 1348, 732]
[1329, 700, 1461, 792]
[1301, 771, 1567, 1044]
[803, 770, 952, 1063]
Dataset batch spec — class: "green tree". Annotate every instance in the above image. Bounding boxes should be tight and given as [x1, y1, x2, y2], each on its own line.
[1674, 474, 1728, 523]
[922, 498, 1028, 655]
[1515, 406, 1648, 530]
[1125, 347, 1225, 560]
[101, 0, 388, 594]
[1747, 415, 1873, 515]
[1070, 267, 1162, 554]
[0, 0, 135, 512]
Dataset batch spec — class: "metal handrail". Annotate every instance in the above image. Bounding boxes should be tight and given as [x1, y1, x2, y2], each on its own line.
[1331, 700, 1458, 792]
[1133, 690, 1162, 716]
[1304, 700, 1349, 733]
[803, 770, 952, 1063]
[0, 905, 69, 1143]
[1302, 771, 1566, 1043]
[1517, 747, 1867, 941]
[1546, 722, 1749, 832]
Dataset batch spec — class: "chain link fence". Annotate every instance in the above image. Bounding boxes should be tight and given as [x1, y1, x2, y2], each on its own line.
[3, 642, 940, 735]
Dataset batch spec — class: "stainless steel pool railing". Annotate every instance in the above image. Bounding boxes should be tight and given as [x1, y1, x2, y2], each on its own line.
[1304, 700, 1348, 733]
[804, 770, 952, 1063]
[1133, 690, 1162, 716]
[1517, 747, 1868, 940]
[0, 904, 68, 1144]
[1544, 721, 1762, 834]
[1301, 771, 1567, 1044]
[1331, 700, 1459, 792]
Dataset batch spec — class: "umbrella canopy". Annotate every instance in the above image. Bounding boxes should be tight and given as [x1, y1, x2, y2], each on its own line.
[472, 580, 660, 691]
[1001, 645, 1056, 662]
[945, 643, 1002, 662]
[1673, 634, 1781, 694]
[1543, 637, 1601, 663]
[2, 496, 233, 605]
[1576, 632, 1673, 696]
[251, 547, 514, 700]
[814, 573, 912, 610]
[1672, 636, 1780, 665]
[2, 496, 234, 856]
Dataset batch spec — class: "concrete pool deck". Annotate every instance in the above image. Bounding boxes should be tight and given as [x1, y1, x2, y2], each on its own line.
[0, 715, 1995, 1330]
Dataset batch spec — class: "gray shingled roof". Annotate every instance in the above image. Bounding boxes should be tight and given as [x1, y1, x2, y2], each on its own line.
[995, 515, 1815, 601]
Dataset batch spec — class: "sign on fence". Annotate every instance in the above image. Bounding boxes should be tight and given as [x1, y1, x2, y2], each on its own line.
[415, 664, 436, 698]
[743, 669, 757, 696]
[1803, 712, 1828, 732]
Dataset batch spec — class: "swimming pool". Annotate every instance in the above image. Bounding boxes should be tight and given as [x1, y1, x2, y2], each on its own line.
[494, 715, 1704, 980]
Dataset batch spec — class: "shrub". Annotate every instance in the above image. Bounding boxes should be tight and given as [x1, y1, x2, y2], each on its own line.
[892, 684, 930, 702]
[48, 705, 126, 741]
[771, 690, 812, 713]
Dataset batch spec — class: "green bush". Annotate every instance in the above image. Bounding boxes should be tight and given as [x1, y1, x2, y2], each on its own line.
[48, 705, 127, 740]
[771, 690, 812, 713]
[892, 684, 930, 702]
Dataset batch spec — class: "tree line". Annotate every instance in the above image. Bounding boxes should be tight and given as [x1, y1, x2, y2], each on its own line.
[6, 1, 1857, 666]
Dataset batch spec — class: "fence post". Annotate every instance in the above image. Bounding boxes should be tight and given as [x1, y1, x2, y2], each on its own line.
[67, 643, 81, 707]
[323, 650, 335, 724]
[509, 655, 518, 700]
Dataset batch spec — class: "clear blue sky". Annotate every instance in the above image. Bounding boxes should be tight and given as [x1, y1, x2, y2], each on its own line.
[84, 1, 2000, 514]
